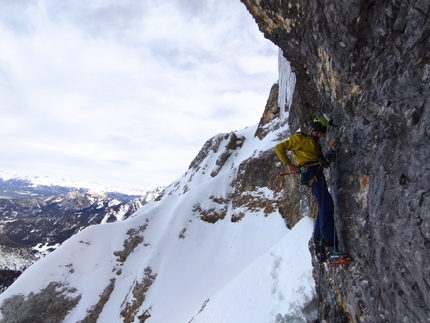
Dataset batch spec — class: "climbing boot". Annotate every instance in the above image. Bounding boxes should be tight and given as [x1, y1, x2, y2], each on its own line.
[326, 246, 352, 266]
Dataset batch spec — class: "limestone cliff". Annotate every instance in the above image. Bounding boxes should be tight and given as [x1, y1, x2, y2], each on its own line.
[241, 0, 430, 322]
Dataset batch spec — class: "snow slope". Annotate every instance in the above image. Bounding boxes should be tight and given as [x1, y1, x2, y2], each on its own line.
[190, 217, 316, 323]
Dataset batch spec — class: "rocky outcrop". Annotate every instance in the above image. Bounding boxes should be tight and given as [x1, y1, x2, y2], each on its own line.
[188, 132, 245, 178]
[233, 146, 316, 228]
[254, 82, 280, 139]
[241, 0, 429, 322]
[0, 282, 81, 323]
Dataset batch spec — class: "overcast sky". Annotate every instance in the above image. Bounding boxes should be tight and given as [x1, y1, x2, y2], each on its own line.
[0, 0, 278, 191]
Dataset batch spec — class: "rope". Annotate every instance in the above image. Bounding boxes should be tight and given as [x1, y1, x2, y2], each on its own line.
[320, 167, 325, 323]
[317, 259, 323, 321]
[333, 148, 339, 253]
[331, 147, 339, 323]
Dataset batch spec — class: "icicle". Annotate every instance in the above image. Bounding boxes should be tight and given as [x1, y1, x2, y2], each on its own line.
[277, 49, 296, 123]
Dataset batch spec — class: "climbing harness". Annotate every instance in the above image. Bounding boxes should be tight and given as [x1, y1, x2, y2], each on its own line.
[279, 167, 309, 192]
[299, 166, 309, 192]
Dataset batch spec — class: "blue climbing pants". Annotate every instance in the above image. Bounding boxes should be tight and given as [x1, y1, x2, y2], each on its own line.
[305, 165, 337, 247]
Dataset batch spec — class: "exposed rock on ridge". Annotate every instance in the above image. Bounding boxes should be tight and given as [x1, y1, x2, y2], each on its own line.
[254, 82, 280, 139]
[241, 0, 429, 322]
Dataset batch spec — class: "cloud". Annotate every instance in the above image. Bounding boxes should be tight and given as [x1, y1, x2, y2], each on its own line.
[0, 0, 278, 190]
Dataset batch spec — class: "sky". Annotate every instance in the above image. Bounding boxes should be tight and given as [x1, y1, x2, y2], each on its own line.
[0, 122, 317, 322]
[0, 0, 279, 191]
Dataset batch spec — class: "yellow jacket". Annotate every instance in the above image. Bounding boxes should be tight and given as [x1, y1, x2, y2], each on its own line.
[274, 132, 323, 167]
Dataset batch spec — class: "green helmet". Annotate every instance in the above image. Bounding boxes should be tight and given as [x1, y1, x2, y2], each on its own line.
[311, 117, 328, 133]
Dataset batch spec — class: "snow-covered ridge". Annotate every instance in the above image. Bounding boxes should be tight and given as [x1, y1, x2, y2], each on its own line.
[0, 170, 155, 197]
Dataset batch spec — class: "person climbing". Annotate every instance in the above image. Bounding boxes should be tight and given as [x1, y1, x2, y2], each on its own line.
[274, 117, 351, 264]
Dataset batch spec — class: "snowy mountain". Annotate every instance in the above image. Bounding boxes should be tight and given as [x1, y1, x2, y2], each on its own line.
[0, 98, 318, 322]
[0, 170, 159, 202]
[0, 183, 164, 293]
[0, 192, 149, 252]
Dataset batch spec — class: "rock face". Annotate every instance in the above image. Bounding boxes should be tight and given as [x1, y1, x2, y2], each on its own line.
[241, 0, 429, 322]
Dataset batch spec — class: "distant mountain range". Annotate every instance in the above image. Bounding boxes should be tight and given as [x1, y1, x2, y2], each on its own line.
[0, 171, 164, 293]
[0, 170, 154, 202]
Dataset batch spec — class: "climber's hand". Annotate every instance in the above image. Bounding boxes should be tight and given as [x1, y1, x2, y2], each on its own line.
[287, 163, 300, 175]
[329, 138, 338, 150]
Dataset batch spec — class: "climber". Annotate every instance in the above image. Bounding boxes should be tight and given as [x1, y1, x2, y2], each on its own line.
[274, 117, 350, 263]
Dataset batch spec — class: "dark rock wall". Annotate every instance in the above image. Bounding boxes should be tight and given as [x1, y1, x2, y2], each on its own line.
[241, 0, 430, 322]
